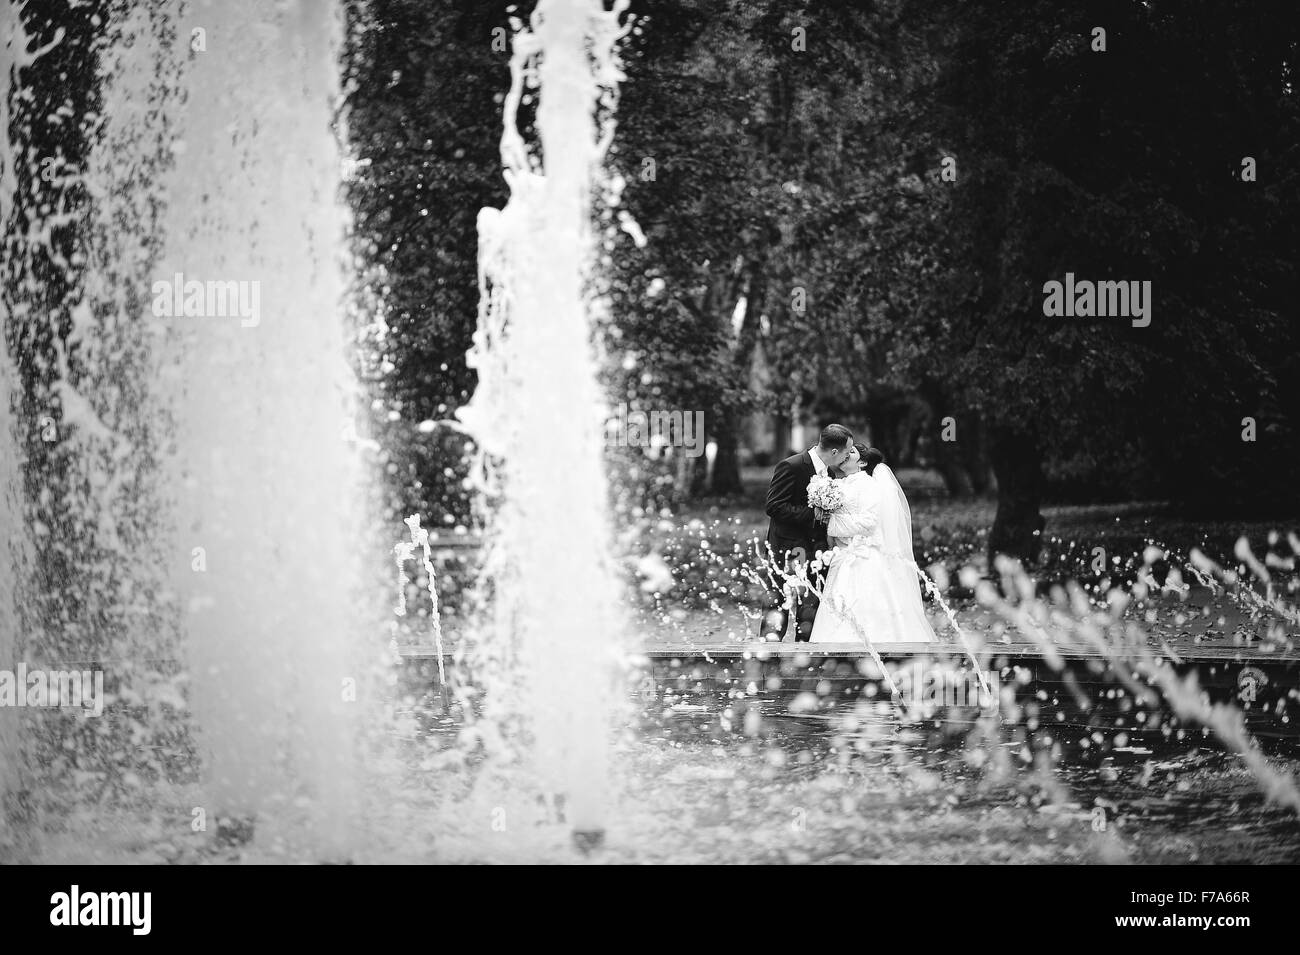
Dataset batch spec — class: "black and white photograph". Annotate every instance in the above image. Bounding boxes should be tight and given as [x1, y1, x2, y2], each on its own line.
[1, 0, 1298, 897]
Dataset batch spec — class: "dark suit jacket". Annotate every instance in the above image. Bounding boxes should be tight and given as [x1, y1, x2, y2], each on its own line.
[764, 450, 829, 558]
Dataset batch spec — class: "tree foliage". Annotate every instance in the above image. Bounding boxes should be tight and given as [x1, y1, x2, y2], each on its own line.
[344, 0, 1300, 562]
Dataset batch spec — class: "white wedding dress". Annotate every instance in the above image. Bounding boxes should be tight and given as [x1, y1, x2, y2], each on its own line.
[809, 467, 936, 644]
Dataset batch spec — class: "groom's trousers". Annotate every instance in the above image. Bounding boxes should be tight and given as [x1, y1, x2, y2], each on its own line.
[758, 540, 827, 642]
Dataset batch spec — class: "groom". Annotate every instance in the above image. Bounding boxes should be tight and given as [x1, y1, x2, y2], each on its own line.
[759, 423, 854, 641]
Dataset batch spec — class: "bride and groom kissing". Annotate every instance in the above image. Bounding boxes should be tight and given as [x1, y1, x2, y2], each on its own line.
[760, 424, 935, 645]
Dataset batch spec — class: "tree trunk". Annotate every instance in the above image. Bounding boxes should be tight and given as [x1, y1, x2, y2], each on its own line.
[987, 426, 1045, 567]
[917, 381, 972, 497]
[960, 413, 994, 494]
[709, 407, 744, 496]
[933, 436, 974, 497]
[866, 401, 900, 463]
[772, 410, 791, 460]
[674, 449, 695, 500]
[706, 250, 764, 497]
[688, 447, 708, 497]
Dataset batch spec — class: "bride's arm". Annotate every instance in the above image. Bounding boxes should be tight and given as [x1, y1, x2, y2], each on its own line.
[826, 512, 852, 537]
[826, 498, 859, 537]
[827, 481, 871, 537]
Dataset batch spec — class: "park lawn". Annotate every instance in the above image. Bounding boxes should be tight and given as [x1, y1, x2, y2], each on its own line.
[640, 490, 1298, 648]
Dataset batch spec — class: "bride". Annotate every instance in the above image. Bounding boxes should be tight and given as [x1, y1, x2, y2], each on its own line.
[809, 443, 936, 644]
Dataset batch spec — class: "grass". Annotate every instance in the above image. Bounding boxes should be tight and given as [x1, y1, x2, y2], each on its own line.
[627, 467, 1298, 647]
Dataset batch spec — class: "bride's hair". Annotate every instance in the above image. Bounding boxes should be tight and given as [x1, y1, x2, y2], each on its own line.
[856, 443, 885, 476]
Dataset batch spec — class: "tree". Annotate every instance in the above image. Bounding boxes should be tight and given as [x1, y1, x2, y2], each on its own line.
[343, 0, 517, 531]
[873, 0, 1300, 563]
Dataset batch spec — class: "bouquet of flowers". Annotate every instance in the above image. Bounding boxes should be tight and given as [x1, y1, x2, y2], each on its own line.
[806, 474, 845, 514]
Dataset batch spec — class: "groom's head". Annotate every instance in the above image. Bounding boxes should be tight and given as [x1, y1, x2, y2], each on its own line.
[817, 423, 854, 467]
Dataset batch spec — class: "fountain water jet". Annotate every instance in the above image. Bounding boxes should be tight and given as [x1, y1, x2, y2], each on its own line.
[459, 0, 633, 843]
[155, 0, 365, 857]
[394, 513, 447, 692]
[0, 0, 38, 843]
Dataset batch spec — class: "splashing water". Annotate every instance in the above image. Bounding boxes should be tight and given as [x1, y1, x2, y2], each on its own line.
[746, 540, 992, 702]
[3, 0, 177, 848]
[2, 0, 371, 861]
[394, 514, 446, 688]
[457, 0, 633, 841]
[0, 0, 46, 843]
[153, 0, 365, 855]
[1185, 540, 1300, 628]
[915, 565, 991, 696]
[3, 0, 1296, 866]
[977, 552, 1300, 813]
